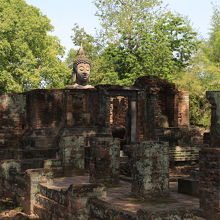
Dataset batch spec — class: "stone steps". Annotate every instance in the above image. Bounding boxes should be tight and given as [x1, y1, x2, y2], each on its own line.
[36, 179, 136, 220]
[0, 148, 59, 160]
[34, 183, 136, 220]
[22, 148, 59, 159]
[34, 194, 67, 219]
[38, 183, 67, 206]
[21, 136, 58, 149]
[0, 138, 20, 148]
[32, 177, 202, 220]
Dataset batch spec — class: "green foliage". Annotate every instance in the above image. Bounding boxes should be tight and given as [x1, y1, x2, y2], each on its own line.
[0, 0, 71, 93]
[206, 5, 220, 63]
[176, 5, 220, 127]
[66, 0, 199, 85]
[90, 0, 198, 85]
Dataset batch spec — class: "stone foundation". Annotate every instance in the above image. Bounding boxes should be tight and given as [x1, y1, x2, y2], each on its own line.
[33, 177, 106, 220]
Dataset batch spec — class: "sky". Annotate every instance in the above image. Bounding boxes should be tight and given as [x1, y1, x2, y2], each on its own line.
[25, 0, 218, 55]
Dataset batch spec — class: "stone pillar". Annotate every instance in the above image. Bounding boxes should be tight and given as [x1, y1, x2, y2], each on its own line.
[131, 141, 169, 199]
[89, 134, 120, 186]
[59, 134, 85, 175]
[206, 91, 220, 148]
[145, 87, 161, 140]
[130, 98, 137, 143]
[199, 148, 220, 220]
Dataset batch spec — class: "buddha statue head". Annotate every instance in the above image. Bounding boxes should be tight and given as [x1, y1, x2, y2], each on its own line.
[73, 45, 91, 87]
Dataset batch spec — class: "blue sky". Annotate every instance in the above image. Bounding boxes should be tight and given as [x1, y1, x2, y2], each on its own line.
[26, 0, 218, 54]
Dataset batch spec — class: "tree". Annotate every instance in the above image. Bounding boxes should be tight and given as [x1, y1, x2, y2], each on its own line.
[0, 0, 71, 93]
[92, 0, 199, 85]
[176, 5, 220, 127]
[206, 5, 220, 64]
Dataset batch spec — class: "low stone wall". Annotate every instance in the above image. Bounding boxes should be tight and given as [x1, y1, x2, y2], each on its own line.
[34, 181, 106, 220]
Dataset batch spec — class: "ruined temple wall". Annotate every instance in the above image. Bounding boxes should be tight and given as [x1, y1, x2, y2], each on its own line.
[0, 84, 189, 148]
[134, 76, 189, 141]
[0, 93, 26, 148]
[25, 88, 106, 129]
[26, 89, 64, 129]
[0, 88, 111, 151]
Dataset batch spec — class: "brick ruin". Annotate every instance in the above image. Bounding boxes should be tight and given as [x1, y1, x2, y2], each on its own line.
[0, 76, 218, 219]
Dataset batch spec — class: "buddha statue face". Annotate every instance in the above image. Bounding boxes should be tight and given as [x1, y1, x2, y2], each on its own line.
[75, 62, 90, 85]
[73, 45, 92, 87]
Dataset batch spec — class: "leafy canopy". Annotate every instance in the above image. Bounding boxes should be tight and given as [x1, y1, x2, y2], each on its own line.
[0, 0, 71, 93]
[67, 0, 198, 86]
[176, 5, 220, 127]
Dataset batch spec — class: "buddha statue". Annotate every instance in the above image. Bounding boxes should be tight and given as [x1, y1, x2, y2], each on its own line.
[66, 45, 94, 89]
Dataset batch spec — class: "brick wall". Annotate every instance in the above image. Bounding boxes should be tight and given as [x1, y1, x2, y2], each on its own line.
[199, 148, 220, 220]
[0, 93, 26, 148]
[134, 76, 180, 140]
[25, 89, 106, 130]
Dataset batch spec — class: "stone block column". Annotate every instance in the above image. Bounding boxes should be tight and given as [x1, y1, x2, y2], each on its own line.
[199, 148, 220, 220]
[131, 141, 169, 199]
[89, 134, 120, 186]
[59, 134, 86, 175]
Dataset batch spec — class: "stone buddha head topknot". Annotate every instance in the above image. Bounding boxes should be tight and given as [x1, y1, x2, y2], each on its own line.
[73, 45, 91, 86]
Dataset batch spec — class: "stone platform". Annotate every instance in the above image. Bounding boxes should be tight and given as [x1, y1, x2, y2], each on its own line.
[34, 175, 202, 220]
[103, 181, 199, 213]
